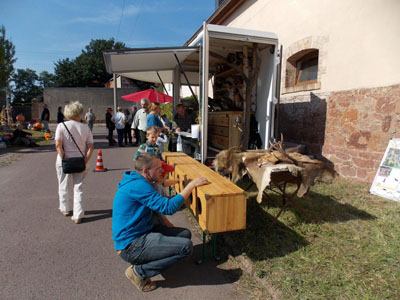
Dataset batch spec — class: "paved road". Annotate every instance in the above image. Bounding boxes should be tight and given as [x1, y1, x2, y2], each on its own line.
[0, 125, 246, 300]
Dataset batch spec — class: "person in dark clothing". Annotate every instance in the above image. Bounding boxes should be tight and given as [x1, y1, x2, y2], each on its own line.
[123, 109, 132, 145]
[106, 108, 116, 146]
[173, 104, 197, 132]
[171, 104, 197, 154]
[57, 106, 64, 123]
[11, 123, 39, 147]
[41, 104, 50, 132]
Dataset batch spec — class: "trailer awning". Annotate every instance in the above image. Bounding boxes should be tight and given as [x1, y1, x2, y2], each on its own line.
[103, 46, 200, 84]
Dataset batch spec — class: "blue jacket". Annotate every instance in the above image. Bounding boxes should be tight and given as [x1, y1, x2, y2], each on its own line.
[147, 114, 163, 128]
[112, 171, 184, 250]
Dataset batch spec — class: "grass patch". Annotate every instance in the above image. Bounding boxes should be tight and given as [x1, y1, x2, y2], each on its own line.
[0, 128, 53, 147]
[0, 128, 54, 167]
[217, 177, 400, 299]
[28, 129, 53, 146]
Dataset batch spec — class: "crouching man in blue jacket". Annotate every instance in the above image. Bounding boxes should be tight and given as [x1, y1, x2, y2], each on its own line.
[112, 153, 209, 292]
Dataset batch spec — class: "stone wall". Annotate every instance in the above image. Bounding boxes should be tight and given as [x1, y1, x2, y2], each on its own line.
[43, 87, 140, 122]
[279, 84, 400, 182]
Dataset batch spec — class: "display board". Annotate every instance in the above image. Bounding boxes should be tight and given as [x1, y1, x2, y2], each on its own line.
[370, 138, 400, 202]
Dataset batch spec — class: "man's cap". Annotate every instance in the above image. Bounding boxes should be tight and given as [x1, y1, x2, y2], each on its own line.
[106, 107, 113, 111]
[161, 161, 174, 177]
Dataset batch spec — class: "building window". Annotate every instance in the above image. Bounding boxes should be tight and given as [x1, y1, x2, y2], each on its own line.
[295, 51, 318, 86]
[284, 48, 320, 93]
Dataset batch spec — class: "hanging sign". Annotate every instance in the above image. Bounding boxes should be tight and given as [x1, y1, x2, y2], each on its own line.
[370, 138, 400, 202]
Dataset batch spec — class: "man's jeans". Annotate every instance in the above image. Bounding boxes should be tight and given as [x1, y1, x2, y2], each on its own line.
[116, 128, 124, 146]
[119, 224, 193, 279]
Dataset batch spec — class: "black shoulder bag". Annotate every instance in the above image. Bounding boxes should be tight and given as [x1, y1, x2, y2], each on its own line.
[61, 122, 86, 174]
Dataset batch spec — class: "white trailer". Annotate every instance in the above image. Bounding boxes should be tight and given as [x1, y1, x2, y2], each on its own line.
[103, 24, 279, 163]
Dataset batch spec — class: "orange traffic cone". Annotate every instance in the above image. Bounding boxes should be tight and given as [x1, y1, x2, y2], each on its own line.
[93, 150, 107, 172]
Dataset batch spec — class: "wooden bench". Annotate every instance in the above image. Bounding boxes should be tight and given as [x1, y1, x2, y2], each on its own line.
[162, 152, 199, 193]
[162, 152, 246, 261]
[175, 162, 246, 234]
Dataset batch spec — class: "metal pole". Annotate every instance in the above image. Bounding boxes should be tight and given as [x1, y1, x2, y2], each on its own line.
[156, 71, 169, 96]
[113, 73, 117, 112]
[200, 21, 209, 164]
[151, 86, 159, 103]
[173, 53, 198, 103]
[275, 45, 283, 141]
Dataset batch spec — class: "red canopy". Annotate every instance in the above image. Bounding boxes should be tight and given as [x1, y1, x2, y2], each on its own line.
[121, 89, 173, 103]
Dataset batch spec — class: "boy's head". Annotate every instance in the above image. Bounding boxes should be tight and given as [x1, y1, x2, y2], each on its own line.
[16, 122, 23, 131]
[146, 126, 160, 145]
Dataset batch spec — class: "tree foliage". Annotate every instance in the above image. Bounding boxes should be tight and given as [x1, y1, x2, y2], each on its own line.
[0, 25, 17, 92]
[53, 58, 80, 87]
[38, 71, 56, 88]
[12, 68, 41, 104]
[53, 38, 125, 87]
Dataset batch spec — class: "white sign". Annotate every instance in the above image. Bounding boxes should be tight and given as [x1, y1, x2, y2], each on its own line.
[370, 138, 400, 202]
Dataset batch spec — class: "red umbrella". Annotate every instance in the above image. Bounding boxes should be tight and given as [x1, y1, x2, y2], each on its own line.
[121, 89, 173, 103]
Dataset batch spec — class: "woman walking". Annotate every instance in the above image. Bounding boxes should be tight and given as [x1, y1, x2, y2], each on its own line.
[55, 101, 94, 224]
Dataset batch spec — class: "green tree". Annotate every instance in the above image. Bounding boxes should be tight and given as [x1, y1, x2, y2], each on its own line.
[39, 71, 55, 88]
[53, 58, 80, 87]
[12, 68, 41, 104]
[0, 25, 17, 95]
[53, 38, 125, 87]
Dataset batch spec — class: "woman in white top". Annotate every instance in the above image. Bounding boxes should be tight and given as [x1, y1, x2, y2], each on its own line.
[55, 101, 94, 224]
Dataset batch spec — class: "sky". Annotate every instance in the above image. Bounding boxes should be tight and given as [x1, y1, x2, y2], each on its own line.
[0, 0, 215, 75]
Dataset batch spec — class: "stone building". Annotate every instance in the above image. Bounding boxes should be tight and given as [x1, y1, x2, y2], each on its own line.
[203, 0, 400, 182]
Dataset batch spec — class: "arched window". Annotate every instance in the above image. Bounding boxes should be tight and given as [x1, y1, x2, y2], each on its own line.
[285, 49, 319, 91]
[295, 51, 318, 85]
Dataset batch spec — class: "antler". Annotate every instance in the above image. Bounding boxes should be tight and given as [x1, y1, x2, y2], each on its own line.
[269, 134, 296, 165]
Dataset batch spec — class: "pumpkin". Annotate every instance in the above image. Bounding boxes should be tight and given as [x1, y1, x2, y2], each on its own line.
[44, 132, 52, 140]
[34, 122, 43, 129]
[16, 114, 25, 122]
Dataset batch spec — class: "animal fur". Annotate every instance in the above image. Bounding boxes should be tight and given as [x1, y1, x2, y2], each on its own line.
[214, 144, 337, 203]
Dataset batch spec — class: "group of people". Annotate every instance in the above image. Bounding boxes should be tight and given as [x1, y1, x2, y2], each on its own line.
[105, 106, 138, 147]
[55, 98, 205, 292]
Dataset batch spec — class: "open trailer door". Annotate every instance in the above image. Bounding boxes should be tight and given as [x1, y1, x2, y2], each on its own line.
[189, 24, 279, 160]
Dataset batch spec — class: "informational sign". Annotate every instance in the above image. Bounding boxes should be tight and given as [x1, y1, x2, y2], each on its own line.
[370, 138, 400, 202]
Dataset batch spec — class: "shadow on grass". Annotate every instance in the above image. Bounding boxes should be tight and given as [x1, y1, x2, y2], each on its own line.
[158, 244, 243, 288]
[218, 198, 310, 261]
[237, 176, 376, 225]
[257, 188, 376, 224]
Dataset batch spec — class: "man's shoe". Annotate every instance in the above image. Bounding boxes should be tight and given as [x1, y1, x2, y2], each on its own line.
[125, 266, 156, 292]
[71, 217, 82, 224]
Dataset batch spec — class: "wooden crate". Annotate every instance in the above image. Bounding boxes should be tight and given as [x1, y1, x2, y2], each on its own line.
[208, 111, 242, 150]
[175, 163, 246, 234]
